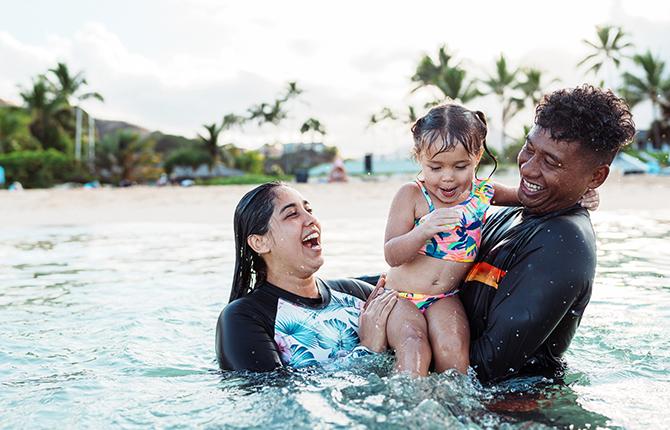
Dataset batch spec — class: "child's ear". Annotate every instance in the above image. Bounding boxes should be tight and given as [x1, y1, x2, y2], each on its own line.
[247, 234, 271, 255]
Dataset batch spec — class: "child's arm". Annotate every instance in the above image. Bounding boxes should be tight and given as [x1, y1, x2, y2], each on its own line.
[384, 183, 462, 267]
[384, 184, 426, 267]
[491, 181, 601, 210]
[490, 182, 520, 206]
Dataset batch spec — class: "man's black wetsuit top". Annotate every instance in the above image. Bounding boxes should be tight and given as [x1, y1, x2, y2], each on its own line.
[216, 278, 372, 372]
[460, 205, 596, 383]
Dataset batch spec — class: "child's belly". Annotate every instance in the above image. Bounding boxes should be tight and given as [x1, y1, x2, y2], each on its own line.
[385, 255, 473, 295]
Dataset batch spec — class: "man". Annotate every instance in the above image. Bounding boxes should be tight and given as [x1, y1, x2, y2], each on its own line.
[460, 85, 636, 383]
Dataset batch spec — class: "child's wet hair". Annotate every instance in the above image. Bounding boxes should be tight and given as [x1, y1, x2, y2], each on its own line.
[411, 104, 488, 159]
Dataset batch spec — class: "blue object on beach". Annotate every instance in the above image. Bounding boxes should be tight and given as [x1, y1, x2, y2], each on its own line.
[0, 165, 5, 185]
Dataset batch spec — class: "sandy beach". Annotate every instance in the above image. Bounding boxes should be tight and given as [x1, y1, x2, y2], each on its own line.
[1, 172, 669, 227]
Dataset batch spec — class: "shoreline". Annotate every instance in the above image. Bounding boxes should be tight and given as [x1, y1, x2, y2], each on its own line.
[1, 173, 669, 226]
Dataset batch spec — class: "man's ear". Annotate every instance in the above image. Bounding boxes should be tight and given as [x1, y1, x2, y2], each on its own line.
[588, 164, 610, 189]
[247, 234, 271, 255]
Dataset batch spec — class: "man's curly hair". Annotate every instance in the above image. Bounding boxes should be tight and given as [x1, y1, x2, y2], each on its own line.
[534, 85, 636, 163]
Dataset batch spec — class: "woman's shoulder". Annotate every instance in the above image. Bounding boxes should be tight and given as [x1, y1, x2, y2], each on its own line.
[319, 277, 373, 301]
[221, 289, 276, 321]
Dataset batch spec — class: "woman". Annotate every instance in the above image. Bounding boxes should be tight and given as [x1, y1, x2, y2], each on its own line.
[216, 182, 397, 371]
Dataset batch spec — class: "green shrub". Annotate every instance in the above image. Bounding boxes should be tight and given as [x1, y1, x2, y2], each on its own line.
[163, 147, 211, 174]
[195, 174, 291, 186]
[0, 149, 92, 188]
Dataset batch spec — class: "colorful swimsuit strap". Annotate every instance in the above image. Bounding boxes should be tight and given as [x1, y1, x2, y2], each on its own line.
[415, 180, 435, 212]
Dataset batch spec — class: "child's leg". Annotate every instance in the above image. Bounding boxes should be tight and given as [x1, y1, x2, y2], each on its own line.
[386, 298, 431, 377]
[424, 295, 470, 373]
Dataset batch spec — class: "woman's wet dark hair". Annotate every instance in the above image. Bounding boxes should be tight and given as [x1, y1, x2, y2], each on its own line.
[411, 104, 497, 176]
[230, 181, 282, 302]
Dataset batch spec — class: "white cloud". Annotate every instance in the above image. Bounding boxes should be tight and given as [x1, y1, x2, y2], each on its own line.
[1, 0, 669, 156]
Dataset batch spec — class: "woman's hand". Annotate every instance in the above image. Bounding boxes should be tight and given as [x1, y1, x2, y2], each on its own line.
[358, 275, 397, 353]
[417, 207, 464, 239]
[579, 188, 600, 211]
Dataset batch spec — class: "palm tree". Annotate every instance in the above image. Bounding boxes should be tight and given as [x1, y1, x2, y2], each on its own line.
[47, 63, 104, 161]
[621, 50, 670, 145]
[48, 62, 104, 105]
[411, 45, 480, 104]
[577, 25, 633, 88]
[300, 118, 327, 142]
[198, 122, 224, 167]
[96, 131, 159, 184]
[368, 106, 417, 127]
[19, 77, 70, 152]
[482, 54, 522, 148]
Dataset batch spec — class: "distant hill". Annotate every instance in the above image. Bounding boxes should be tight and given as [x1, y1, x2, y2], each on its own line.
[95, 119, 151, 140]
[0, 98, 17, 107]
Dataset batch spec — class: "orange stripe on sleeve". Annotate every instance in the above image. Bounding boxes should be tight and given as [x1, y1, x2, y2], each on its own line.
[465, 262, 507, 289]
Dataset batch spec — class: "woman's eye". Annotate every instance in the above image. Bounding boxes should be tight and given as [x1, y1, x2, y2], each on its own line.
[305, 207, 313, 214]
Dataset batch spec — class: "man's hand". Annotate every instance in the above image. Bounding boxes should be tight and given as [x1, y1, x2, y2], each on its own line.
[359, 275, 397, 352]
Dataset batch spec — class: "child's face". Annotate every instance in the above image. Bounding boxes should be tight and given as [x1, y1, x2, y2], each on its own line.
[419, 143, 481, 205]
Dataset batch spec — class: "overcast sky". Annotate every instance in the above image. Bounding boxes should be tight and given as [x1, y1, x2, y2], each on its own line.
[2, 0, 669, 157]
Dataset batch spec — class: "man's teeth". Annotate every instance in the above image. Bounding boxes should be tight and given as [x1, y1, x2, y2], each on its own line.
[523, 179, 544, 192]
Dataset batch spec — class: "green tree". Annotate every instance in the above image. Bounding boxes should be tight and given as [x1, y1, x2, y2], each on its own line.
[368, 106, 417, 127]
[198, 122, 224, 167]
[300, 118, 327, 142]
[620, 50, 670, 144]
[577, 25, 633, 87]
[482, 54, 522, 148]
[19, 77, 71, 152]
[47, 62, 104, 105]
[0, 107, 40, 153]
[247, 81, 303, 126]
[95, 131, 160, 184]
[411, 45, 480, 105]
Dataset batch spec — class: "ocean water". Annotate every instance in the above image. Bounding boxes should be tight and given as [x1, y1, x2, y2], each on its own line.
[1, 210, 669, 429]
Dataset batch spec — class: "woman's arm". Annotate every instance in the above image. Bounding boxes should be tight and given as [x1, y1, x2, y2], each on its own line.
[216, 300, 282, 372]
[491, 182, 520, 206]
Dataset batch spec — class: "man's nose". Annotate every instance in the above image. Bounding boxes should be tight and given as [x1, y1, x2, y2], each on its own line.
[519, 153, 539, 178]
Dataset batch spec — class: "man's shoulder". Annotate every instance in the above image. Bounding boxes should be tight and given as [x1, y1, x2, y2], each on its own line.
[532, 207, 595, 247]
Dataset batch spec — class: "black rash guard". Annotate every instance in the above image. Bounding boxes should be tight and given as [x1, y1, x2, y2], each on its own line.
[460, 205, 596, 383]
[216, 278, 372, 372]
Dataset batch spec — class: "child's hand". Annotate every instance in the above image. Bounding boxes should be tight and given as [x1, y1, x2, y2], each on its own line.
[418, 207, 463, 238]
[579, 188, 600, 211]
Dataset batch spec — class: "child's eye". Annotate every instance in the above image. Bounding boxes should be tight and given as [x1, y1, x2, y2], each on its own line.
[429, 166, 441, 171]
[455, 165, 468, 170]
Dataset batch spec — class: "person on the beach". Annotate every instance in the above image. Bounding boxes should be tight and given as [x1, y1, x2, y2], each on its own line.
[460, 85, 635, 383]
[216, 182, 397, 371]
[382, 103, 599, 376]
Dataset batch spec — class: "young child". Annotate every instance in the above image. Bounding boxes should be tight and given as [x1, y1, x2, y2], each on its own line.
[382, 103, 598, 376]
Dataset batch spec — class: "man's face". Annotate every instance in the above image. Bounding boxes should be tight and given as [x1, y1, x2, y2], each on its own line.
[517, 126, 605, 214]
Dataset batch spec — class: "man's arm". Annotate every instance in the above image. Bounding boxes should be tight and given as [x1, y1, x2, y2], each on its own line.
[469, 220, 596, 382]
[216, 300, 283, 372]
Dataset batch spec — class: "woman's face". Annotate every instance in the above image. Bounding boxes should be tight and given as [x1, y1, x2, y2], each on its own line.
[263, 186, 323, 278]
[419, 143, 480, 205]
